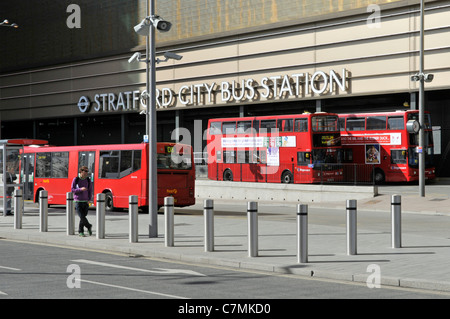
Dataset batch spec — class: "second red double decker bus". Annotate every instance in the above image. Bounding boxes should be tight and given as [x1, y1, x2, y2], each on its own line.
[207, 112, 343, 184]
[338, 110, 436, 183]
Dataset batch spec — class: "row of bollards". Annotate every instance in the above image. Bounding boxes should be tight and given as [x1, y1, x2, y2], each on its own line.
[196, 196, 402, 263]
[163, 196, 402, 262]
[11, 190, 403, 263]
[66, 192, 139, 243]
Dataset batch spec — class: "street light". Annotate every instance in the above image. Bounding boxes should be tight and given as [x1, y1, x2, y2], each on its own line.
[410, 0, 433, 197]
[0, 19, 19, 28]
[130, 2, 176, 238]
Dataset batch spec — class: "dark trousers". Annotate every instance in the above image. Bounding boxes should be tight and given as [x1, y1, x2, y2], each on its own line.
[76, 202, 91, 233]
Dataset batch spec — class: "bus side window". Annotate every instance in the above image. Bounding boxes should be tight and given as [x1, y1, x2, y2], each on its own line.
[346, 117, 365, 131]
[367, 116, 387, 130]
[294, 119, 308, 132]
[237, 150, 246, 163]
[119, 150, 133, 178]
[52, 152, 69, 178]
[237, 121, 252, 134]
[260, 120, 277, 134]
[35, 152, 69, 178]
[282, 119, 293, 132]
[391, 150, 407, 164]
[224, 151, 235, 163]
[297, 152, 310, 166]
[222, 122, 236, 135]
[133, 150, 141, 172]
[387, 116, 404, 130]
[99, 151, 119, 179]
[209, 122, 222, 135]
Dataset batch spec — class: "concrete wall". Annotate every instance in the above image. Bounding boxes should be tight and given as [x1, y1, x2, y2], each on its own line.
[195, 179, 378, 203]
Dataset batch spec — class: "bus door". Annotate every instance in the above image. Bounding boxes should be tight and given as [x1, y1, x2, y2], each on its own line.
[21, 154, 34, 200]
[78, 151, 95, 189]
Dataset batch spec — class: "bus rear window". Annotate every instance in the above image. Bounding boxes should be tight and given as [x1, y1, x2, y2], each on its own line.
[157, 149, 192, 170]
[312, 116, 338, 132]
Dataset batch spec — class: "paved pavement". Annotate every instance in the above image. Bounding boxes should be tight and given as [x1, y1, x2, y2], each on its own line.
[1, 180, 450, 294]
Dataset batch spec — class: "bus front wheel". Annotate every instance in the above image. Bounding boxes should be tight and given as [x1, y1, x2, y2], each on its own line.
[104, 192, 114, 211]
[223, 169, 233, 181]
[281, 170, 294, 184]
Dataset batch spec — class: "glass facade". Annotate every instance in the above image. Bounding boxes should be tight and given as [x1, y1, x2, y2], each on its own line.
[0, 0, 141, 72]
[0, 0, 403, 72]
[156, 0, 403, 43]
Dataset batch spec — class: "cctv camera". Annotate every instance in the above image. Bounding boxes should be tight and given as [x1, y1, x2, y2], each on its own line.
[164, 51, 183, 61]
[410, 74, 420, 82]
[424, 73, 434, 83]
[151, 16, 172, 32]
[134, 19, 151, 36]
[128, 52, 141, 63]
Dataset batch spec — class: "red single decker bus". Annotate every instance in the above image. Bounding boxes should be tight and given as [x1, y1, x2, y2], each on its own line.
[338, 110, 435, 183]
[207, 112, 343, 184]
[21, 142, 195, 211]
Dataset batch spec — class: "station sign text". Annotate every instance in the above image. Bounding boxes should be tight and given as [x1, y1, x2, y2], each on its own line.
[77, 69, 349, 113]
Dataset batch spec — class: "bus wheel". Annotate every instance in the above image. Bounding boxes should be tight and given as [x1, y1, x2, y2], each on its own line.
[281, 170, 294, 184]
[223, 169, 233, 181]
[373, 169, 385, 184]
[104, 192, 114, 211]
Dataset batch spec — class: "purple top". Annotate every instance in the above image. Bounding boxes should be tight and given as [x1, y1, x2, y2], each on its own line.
[71, 176, 93, 202]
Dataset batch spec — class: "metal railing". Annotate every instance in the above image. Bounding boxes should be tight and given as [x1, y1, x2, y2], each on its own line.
[207, 163, 382, 185]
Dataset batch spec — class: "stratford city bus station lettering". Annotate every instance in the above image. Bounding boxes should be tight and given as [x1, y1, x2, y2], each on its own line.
[77, 69, 348, 113]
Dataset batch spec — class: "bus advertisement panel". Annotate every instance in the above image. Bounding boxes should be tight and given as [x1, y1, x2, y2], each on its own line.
[207, 112, 343, 184]
[338, 110, 435, 183]
[21, 142, 195, 211]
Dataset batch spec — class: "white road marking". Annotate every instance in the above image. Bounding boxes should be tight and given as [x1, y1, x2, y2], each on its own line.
[0, 265, 21, 271]
[72, 259, 206, 276]
[0, 265, 21, 296]
[80, 279, 188, 299]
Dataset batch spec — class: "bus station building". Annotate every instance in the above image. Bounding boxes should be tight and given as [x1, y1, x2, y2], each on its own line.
[1, 0, 450, 176]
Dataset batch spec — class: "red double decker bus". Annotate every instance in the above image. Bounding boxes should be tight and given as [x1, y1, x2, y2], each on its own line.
[338, 110, 436, 183]
[21, 142, 195, 211]
[207, 112, 343, 184]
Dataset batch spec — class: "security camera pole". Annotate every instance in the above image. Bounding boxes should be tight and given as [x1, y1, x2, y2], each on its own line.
[131, 3, 177, 238]
[147, 0, 158, 237]
[418, 0, 425, 197]
[132, 0, 159, 237]
[411, 0, 432, 197]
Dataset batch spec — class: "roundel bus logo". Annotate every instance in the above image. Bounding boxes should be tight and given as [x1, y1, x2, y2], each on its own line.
[78, 96, 91, 113]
